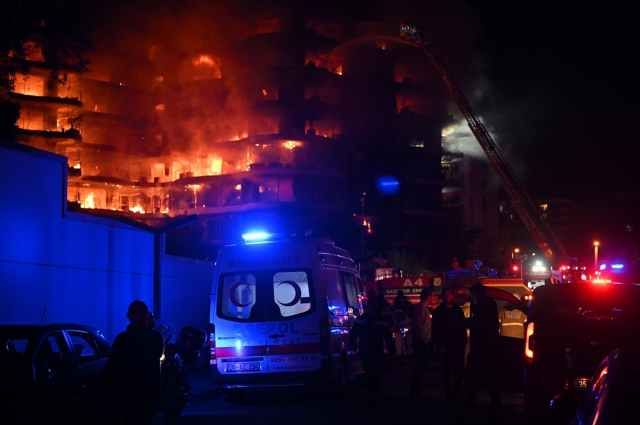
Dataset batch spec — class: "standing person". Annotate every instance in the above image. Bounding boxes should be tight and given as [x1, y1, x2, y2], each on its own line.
[460, 284, 501, 416]
[393, 289, 412, 313]
[498, 293, 527, 339]
[409, 287, 433, 404]
[349, 297, 395, 405]
[95, 300, 165, 425]
[432, 287, 467, 401]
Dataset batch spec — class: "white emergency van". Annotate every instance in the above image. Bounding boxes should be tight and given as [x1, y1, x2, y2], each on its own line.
[209, 233, 365, 400]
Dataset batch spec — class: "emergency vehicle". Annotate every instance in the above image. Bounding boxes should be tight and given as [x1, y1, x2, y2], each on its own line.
[209, 233, 365, 401]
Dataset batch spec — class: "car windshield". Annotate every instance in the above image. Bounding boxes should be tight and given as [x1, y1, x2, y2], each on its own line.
[218, 268, 316, 322]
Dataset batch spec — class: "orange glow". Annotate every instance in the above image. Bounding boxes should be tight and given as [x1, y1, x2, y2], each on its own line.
[525, 322, 534, 361]
[262, 89, 267, 96]
[235, 184, 241, 190]
[13, 73, 44, 96]
[193, 55, 216, 66]
[81, 193, 95, 209]
[363, 220, 372, 234]
[210, 157, 222, 175]
[129, 204, 145, 214]
[283, 141, 300, 151]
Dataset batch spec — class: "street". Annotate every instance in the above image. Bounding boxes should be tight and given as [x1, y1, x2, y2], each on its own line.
[152, 359, 527, 425]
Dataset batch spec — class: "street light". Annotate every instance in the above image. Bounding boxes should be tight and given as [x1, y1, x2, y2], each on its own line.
[594, 241, 599, 277]
[515, 253, 528, 280]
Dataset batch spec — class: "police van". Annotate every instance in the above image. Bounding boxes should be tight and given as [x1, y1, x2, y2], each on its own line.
[209, 233, 365, 400]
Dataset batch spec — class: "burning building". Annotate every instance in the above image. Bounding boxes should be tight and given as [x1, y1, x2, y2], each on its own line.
[8, 1, 504, 267]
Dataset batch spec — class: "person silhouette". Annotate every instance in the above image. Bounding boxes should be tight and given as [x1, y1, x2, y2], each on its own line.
[95, 300, 164, 425]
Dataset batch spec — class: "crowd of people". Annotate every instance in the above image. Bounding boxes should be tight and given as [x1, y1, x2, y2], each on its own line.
[352, 282, 525, 418]
[98, 284, 521, 421]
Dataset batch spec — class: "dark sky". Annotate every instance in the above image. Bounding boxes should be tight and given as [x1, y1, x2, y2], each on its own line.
[464, 0, 640, 200]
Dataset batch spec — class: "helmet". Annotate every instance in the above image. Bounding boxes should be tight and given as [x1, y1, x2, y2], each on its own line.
[512, 292, 521, 301]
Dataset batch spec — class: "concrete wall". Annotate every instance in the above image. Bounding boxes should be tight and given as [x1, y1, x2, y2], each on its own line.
[160, 254, 215, 343]
[0, 140, 214, 343]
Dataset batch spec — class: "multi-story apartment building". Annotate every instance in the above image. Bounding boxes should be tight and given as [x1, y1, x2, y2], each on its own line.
[8, 6, 504, 268]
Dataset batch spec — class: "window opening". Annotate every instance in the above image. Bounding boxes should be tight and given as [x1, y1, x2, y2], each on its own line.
[342, 272, 360, 308]
[324, 269, 346, 315]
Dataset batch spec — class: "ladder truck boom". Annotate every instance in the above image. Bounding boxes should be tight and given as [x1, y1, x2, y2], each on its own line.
[399, 23, 568, 261]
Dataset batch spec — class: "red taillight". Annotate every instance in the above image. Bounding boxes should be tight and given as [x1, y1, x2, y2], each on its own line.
[525, 322, 534, 362]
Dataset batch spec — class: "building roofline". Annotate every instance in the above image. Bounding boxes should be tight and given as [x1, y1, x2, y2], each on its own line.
[0, 137, 67, 165]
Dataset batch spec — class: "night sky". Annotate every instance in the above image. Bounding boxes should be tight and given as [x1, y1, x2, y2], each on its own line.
[465, 0, 640, 200]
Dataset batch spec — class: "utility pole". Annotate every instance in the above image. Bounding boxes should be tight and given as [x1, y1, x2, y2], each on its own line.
[360, 197, 365, 256]
[118, 214, 198, 320]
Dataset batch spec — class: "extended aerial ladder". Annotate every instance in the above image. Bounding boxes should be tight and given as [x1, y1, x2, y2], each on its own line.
[399, 23, 568, 262]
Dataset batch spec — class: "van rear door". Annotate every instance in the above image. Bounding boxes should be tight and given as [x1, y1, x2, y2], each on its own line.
[215, 268, 321, 375]
[216, 272, 269, 375]
[266, 270, 321, 373]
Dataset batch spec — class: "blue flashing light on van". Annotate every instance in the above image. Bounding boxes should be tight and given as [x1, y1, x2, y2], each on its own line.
[241, 232, 271, 242]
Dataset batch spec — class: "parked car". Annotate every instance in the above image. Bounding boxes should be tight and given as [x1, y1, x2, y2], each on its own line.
[524, 282, 640, 412]
[0, 323, 110, 423]
[550, 347, 640, 424]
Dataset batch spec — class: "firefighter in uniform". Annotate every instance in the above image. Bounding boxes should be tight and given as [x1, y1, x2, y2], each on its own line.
[498, 293, 527, 339]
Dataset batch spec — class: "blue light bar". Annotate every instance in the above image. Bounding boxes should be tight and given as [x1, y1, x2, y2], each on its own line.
[375, 176, 400, 195]
[611, 264, 624, 269]
[242, 232, 271, 241]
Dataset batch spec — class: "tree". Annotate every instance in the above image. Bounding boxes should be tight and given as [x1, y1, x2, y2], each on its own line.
[379, 247, 429, 276]
[1, 0, 92, 139]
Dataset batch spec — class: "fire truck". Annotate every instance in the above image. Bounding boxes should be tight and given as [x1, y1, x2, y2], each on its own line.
[399, 23, 577, 283]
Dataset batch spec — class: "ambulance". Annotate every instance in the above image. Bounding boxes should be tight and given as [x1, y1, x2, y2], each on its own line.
[209, 233, 365, 401]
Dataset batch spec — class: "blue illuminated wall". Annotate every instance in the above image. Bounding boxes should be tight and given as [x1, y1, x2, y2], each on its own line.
[0, 140, 214, 343]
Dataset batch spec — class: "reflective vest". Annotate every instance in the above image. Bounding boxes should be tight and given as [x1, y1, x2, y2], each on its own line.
[498, 308, 526, 339]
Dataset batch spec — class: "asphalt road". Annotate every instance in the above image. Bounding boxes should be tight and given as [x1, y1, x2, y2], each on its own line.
[151, 357, 527, 425]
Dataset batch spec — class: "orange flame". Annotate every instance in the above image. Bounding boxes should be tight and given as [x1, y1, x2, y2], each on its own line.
[129, 203, 145, 214]
[81, 193, 95, 209]
[283, 141, 300, 151]
[193, 55, 216, 66]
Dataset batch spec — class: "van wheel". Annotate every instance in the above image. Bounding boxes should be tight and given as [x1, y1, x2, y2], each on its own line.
[222, 388, 245, 403]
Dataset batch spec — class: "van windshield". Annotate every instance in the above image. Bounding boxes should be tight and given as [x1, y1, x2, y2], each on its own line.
[218, 268, 315, 322]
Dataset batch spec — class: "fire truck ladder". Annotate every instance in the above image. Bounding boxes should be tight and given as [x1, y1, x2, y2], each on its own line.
[399, 23, 568, 261]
